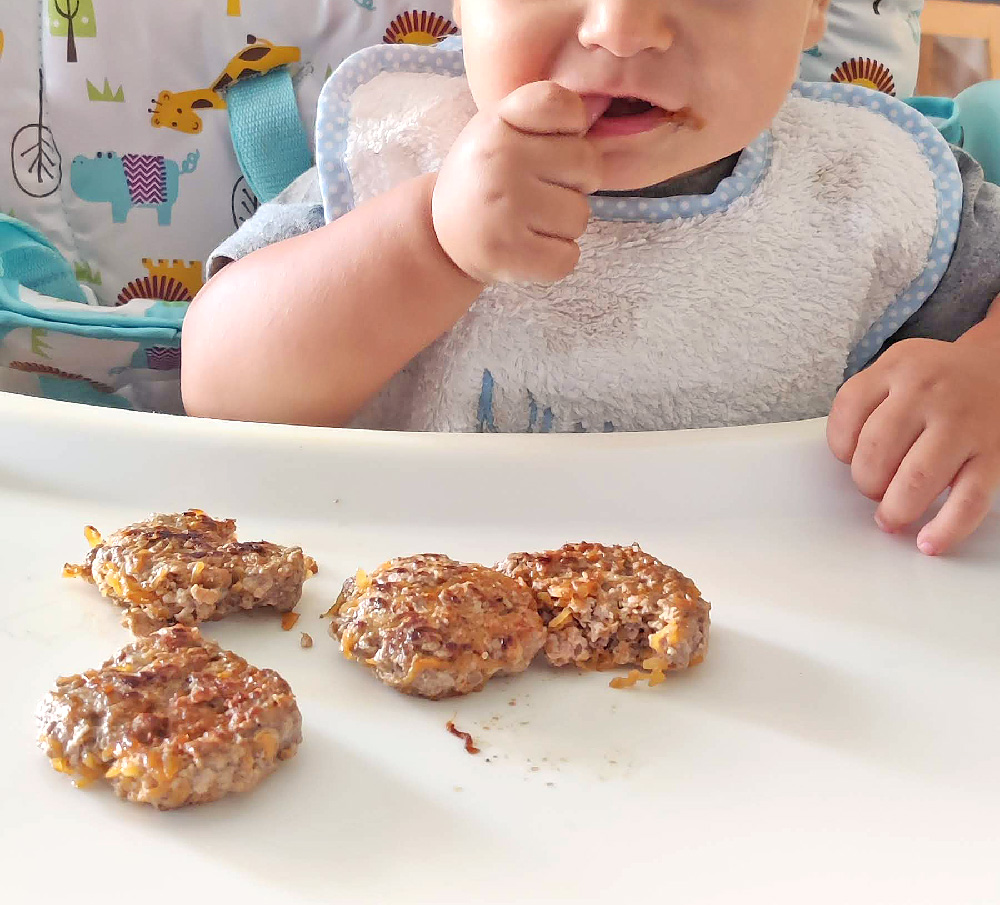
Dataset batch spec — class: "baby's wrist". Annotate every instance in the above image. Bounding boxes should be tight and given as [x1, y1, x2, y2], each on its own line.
[956, 310, 1000, 357]
[428, 177, 491, 286]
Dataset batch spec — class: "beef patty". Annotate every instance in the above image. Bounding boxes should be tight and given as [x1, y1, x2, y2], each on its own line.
[36, 625, 301, 809]
[64, 510, 317, 634]
[328, 554, 546, 699]
[497, 542, 710, 683]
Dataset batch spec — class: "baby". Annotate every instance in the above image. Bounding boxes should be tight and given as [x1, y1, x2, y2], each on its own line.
[182, 0, 1000, 555]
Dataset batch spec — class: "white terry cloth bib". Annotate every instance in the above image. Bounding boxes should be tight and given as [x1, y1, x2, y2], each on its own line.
[316, 42, 962, 433]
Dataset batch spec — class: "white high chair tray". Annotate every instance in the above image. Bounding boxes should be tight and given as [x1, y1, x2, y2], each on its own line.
[0, 392, 997, 904]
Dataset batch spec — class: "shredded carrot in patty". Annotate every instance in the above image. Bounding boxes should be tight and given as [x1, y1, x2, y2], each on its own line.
[609, 670, 644, 689]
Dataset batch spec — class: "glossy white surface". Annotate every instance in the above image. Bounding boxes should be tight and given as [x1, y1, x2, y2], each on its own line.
[0, 393, 997, 904]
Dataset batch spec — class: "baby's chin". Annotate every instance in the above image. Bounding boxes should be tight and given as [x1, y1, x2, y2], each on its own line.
[589, 115, 727, 192]
[595, 158, 696, 193]
[595, 142, 736, 193]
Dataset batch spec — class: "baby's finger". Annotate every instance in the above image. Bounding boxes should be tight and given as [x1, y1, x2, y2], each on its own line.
[528, 182, 592, 241]
[827, 370, 889, 464]
[875, 429, 968, 533]
[526, 134, 603, 194]
[916, 457, 998, 555]
[505, 232, 581, 284]
[500, 81, 592, 136]
[849, 396, 924, 502]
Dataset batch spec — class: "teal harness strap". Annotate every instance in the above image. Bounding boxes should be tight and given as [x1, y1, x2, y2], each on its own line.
[0, 213, 88, 304]
[226, 68, 313, 204]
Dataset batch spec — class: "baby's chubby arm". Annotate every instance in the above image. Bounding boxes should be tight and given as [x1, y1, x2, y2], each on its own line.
[827, 295, 1000, 555]
[181, 82, 601, 427]
[181, 174, 480, 426]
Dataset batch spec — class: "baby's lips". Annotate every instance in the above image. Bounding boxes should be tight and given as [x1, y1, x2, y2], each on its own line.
[581, 94, 612, 130]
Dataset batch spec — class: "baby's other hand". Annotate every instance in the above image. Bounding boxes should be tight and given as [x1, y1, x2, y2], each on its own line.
[432, 81, 603, 285]
[827, 337, 1000, 555]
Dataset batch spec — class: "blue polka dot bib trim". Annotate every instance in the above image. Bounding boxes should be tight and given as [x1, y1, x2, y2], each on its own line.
[316, 39, 468, 223]
[316, 40, 962, 378]
[793, 81, 962, 377]
[589, 134, 772, 221]
[315, 39, 775, 225]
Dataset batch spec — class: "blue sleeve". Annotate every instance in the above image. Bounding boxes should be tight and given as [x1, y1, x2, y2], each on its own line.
[206, 167, 325, 279]
[881, 146, 1000, 350]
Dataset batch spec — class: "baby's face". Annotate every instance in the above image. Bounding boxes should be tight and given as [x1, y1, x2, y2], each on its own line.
[455, 0, 830, 190]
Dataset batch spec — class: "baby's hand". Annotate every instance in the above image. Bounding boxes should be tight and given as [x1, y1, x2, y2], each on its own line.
[827, 338, 1000, 554]
[432, 81, 603, 284]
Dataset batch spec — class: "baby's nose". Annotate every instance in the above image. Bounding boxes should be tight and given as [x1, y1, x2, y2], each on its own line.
[578, 0, 676, 58]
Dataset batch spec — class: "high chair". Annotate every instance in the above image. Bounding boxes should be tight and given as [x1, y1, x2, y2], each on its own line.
[0, 0, 999, 416]
[915, 2, 1000, 185]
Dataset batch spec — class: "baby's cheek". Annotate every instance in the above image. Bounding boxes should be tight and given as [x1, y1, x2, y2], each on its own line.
[463, 15, 570, 108]
[713, 75, 789, 148]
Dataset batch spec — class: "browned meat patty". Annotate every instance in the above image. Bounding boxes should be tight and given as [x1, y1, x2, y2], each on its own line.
[328, 554, 546, 699]
[497, 542, 710, 684]
[35, 625, 301, 809]
[64, 510, 317, 635]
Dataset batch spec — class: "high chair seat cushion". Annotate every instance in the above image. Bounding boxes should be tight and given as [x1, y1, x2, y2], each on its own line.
[800, 0, 924, 99]
[0, 0, 456, 409]
[0, 214, 89, 305]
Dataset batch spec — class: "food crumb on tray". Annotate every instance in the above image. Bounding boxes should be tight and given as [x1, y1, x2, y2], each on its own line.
[281, 612, 300, 631]
[446, 721, 480, 755]
[300, 632, 313, 648]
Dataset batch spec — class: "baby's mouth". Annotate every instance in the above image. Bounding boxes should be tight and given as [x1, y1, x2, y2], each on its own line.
[604, 96, 657, 118]
[583, 94, 693, 138]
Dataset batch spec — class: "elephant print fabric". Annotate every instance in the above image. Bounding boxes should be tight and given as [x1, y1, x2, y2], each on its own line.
[2, 2, 459, 312]
[71, 150, 200, 225]
[0, 1, 460, 412]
